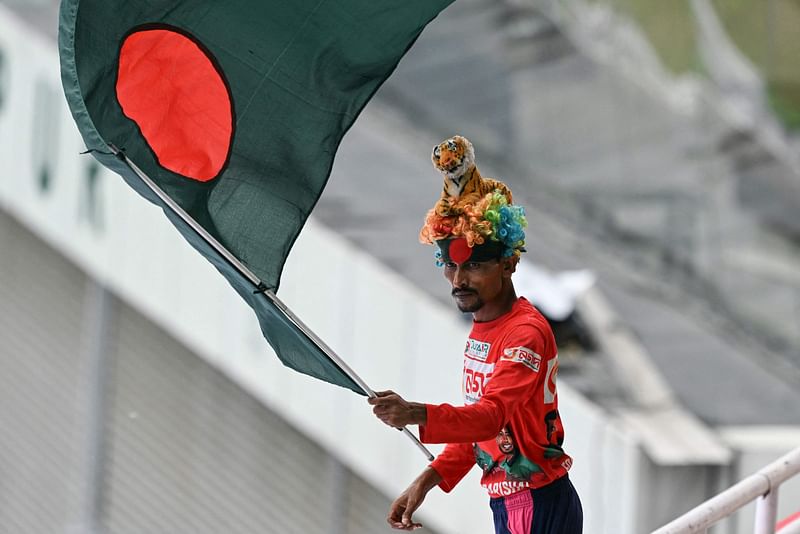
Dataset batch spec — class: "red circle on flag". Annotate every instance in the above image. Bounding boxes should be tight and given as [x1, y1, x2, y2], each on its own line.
[450, 238, 473, 264]
[116, 28, 233, 182]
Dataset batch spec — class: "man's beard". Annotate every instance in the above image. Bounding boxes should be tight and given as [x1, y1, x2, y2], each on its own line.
[452, 289, 484, 313]
[457, 299, 484, 313]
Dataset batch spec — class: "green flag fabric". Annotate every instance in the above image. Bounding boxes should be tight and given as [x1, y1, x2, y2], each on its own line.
[59, 0, 453, 394]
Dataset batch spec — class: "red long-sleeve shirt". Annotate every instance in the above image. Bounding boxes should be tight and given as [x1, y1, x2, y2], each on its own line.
[419, 298, 572, 498]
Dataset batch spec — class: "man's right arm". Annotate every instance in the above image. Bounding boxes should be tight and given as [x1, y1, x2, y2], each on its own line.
[388, 467, 442, 530]
[389, 442, 474, 530]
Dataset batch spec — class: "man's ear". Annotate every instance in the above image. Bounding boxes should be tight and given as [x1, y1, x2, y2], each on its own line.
[501, 256, 519, 277]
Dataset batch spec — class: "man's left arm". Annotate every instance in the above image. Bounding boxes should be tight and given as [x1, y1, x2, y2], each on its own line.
[420, 355, 542, 443]
[369, 325, 548, 443]
[369, 390, 428, 428]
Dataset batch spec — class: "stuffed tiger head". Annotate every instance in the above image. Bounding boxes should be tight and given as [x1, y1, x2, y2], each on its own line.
[432, 135, 475, 183]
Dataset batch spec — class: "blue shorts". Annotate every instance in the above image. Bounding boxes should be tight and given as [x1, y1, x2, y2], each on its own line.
[489, 476, 583, 534]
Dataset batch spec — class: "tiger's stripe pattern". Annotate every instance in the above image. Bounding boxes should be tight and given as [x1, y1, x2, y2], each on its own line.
[431, 135, 512, 216]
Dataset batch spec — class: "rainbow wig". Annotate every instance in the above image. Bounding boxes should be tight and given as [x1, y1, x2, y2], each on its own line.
[420, 189, 528, 263]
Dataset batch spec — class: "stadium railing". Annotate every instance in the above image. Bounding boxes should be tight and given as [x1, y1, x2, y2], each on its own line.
[651, 446, 800, 534]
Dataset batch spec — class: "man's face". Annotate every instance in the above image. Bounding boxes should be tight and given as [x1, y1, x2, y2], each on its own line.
[496, 427, 514, 454]
[444, 259, 505, 313]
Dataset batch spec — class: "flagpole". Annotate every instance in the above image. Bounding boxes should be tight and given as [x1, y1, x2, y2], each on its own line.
[110, 146, 435, 462]
[266, 289, 434, 462]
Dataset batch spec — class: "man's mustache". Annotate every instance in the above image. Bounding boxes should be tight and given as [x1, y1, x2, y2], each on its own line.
[452, 288, 477, 296]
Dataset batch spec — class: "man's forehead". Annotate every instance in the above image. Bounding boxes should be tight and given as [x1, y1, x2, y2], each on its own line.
[436, 237, 504, 264]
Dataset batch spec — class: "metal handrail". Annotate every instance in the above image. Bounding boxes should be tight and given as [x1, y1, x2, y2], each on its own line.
[651, 446, 800, 534]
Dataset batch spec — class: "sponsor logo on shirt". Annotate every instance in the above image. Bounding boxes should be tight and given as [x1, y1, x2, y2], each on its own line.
[561, 457, 573, 471]
[465, 338, 491, 361]
[500, 346, 542, 373]
[463, 359, 495, 405]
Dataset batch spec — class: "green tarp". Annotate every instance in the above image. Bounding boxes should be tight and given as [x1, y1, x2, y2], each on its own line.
[59, 0, 453, 394]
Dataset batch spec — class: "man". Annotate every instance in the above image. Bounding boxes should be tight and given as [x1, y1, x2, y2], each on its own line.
[368, 136, 582, 533]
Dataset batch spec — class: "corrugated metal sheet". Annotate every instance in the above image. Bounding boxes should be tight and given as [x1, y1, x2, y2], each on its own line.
[0, 210, 90, 534]
[105, 305, 340, 534]
[0, 209, 439, 534]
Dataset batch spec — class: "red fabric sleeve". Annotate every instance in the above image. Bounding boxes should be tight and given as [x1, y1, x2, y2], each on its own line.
[429, 442, 475, 493]
[420, 325, 546, 444]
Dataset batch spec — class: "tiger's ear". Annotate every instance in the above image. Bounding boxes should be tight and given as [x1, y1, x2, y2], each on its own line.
[456, 136, 475, 164]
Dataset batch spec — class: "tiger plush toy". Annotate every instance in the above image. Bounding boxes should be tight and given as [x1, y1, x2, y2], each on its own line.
[419, 135, 526, 251]
[431, 135, 512, 217]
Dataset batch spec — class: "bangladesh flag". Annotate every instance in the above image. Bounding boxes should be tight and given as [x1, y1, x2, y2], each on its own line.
[59, 0, 453, 394]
